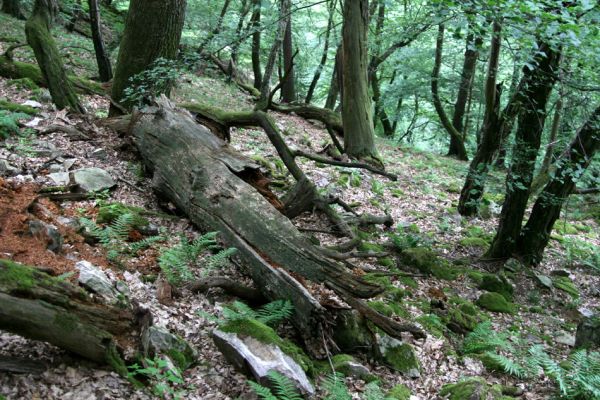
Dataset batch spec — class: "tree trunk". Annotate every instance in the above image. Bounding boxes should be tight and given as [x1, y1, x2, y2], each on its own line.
[431, 24, 469, 161]
[250, 0, 262, 90]
[198, 0, 231, 54]
[110, 0, 186, 113]
[450, 29, 482, 153]
[341, 0, 379, 163]
[324, 44, 341, 110]
[280, 0, 295, 103]
[517, 105, 600, 264]
[125, 98, 405, 351]
[2, 0, 25, 19]
[26, 0, 84, 113]
[494, 58, 522, 168]
[305, 0, 335, 104]
[88, 0, 112, 82]
[486, 41, 561, 260]
[458, 21, 502, 216]
[0, 259, 138, 375]
[231, 0, 250, 65]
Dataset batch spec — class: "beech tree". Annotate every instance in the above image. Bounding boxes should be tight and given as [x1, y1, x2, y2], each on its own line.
[26, 0, 84, 113]
[111, 0, 187, 113]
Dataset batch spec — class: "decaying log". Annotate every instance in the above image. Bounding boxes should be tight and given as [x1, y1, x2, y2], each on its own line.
[125, 98, 424, 351]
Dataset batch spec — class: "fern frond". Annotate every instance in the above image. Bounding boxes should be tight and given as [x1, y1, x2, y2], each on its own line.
[267, 371, 303, 400]
[485, 352, 527, 378]
[129, 235, 164, 253]
[363, 381, 387, 400]
[80, 217, 111, 244]
[248, 381, 278, 400]
[108, 213, 135, 241]
[257, 300, 294, 327]
[204, 247, 237, 272]
[463, 321, 510, 354]
[323, 373, 351, 400]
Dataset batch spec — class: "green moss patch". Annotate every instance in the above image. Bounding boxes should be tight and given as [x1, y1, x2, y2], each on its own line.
[476, 292, 515, 314]
[379, 339, 420, 376]
[96, 202, 150, 229]
[387, 383, 412, 400]
[478, 274, 514, 301]
[459, 237, 489, 248]
[0, 99, 37, 115]
[440, 377, 506, 400]
[552, 276, 579, 299]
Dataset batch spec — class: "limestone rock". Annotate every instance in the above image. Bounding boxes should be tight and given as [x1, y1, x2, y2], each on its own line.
[476, 292, 515, 314]
[75, 261, 120, 303]
[73, 168, 115, 192]
[478, 274, 514, 301]
[212, 329, 314, 396]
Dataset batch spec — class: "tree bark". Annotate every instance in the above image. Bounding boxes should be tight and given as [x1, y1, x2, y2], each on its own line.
[25, 0, 84, 113]
[250, 0, 262, 90]
[341, 0, 379, 163]
[450, 29, 482, 154]
[458, 21, 502, 216]
[280, 0, 296, 103]
[431, 24, 469, 161]
[125, 98, 400, 351]
[517, 105, 600, 264]
[305, 0, 336, 104]
[110, 0, 186, 113]
[88, 0, 112, 82]
[486, 41, 562, 259]
[2, 0, 25, 19]
[324, 44, 342, 110]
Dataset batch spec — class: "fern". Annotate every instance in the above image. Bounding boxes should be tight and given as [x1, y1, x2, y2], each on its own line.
[220, 300, 294, 328]
[485, 352, 528, 378]
[248, 371, 302, 400]
[0, 110, 29, 138]
[322, 373, 352, 400]
[462, 321, 511, 354]
[363, 381, 388, 400]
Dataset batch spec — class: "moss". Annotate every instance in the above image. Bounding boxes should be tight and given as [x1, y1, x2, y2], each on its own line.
[363, 274, 393, 290]
[333, 311, 373, 353]
[553, 222, 579, 235]
[220, 318, 313, 374]
[381, 341, 420, 375]
[459, 237, 489, 248]
[358, 242, 385, 253]
[54, 312, 79, 332]
[0, 99, 37, 115]
[0, 259, 37, 291]
[476, 292, 515, 314]
[398, 276, 418, 289]
[105, 341, 130, 379]
[401, 247, 440, 274]
[387, 383, 411, 400]
[552, 276, 579, 299]
[8, 77, 39, 90]
[166, 348, 195, 371]
[431, 263, 459, 281]
[440, 377, 505, 400]
[368, 301, 395, 317]
[416, 314, 445, 338]
[96, 202, 149, 228]
[467, 270, 484, 285]
[478, 274, 514, 301]
[377, 257, 395, 267]
[391, 188, 405, 197]
[477, 353, 505, 373]
[387, 287, 406, 302]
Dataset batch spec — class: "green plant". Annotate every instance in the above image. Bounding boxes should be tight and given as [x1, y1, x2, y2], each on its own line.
[220, 300, 294, 328]
[80, 213, 163, 262]
[322, 373, 352, 400]
[248, 370, 303, 400]
[158, 232, 237, 285]
[562, 237, 600, 273]
[127, 356, 188, 399]
[462, 321, 510, 355]
[0, 110, 29, 138]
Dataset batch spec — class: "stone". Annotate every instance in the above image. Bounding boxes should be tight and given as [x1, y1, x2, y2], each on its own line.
[333, 310, 373, 353]
[75, 261, 120, 303]
[575, 316, 600, 349]
[142, 325, 196, 370]
[90, 148, 108, 160]
[31, 140, 61, 158]
[28, 219, 63, 252]
[439, 377, 505, 400]
[330, 354, 376, 382]
[476, 292, 515, 314]
[478, 274, 514, 301]
[503, 258, 523, 272]
[22, 100, 43, 108]
[534, 273, 553, 289]
[212, 329, 314, 396]
[48, 163, 64, 173]
[0, 159, 19, 177]
[377, 335, 420, 378]
[72, 168, 116, 192]
[48, 172, 69, 185]
[554, 332, 575, 347]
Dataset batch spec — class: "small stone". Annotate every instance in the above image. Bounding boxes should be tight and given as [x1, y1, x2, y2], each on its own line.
[330, 355, 376, 382]
[31, 140, 61, 158]
[76, 261, 120, 303]
[534, 273, 553, 289]
[0, 159, 19, 177]
[503, 258, 523, 272]
[377, 335, 420, 378]
[48, 164, 64, 173]
[73, 167, 116, 192]
[142, 325, 196, 370]
[90, 148, 108, 160]
[22, 100, 43, 108]
[554, 332, 575, 347]
[48, 172, 70, 186]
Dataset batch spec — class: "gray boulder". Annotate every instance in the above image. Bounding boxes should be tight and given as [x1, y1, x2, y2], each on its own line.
[142, 325, 196, 370]
[73, 168, 115, 192]
[75, 261, 120, 303]
[28, 219, 63, 253]
[213, 329, 314, 396]
[376, 335, 420, 378]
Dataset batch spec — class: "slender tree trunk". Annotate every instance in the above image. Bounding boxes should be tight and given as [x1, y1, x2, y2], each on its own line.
[495, 59, 522, 168]
[88, 0, 112, 82]
[431, 24, 469, 161]
[251, 0, 262, 90]
[517, 106, 600, 264]
[458, 21, 502, 216]
[2, 0, 25, 19]
[342, 0, 379, 163]
[110, 0, 186, 113]
[324, 44, 341, 110]
[539, 97, 564, 176]
[280, 0, 296, 102]
[450, 29, 482, 154]
[486, 41, 562, 259]
[305, 0, 335, 104]
[231, 0, 250, 65]
[26, 0, 84, 113]
[198, 0, 231, 54]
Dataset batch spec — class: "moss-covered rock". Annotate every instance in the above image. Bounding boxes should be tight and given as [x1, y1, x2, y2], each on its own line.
[447, 303, 481, 333]
[416, 314, 446, 338]
[401, 247, 440, 275]
[552, 276, 579, 299]
[377, 335, 420, 377]
[359, 241, 385, 253]
[333, 310, 373, 354]
[8, 77, 39, 90]
[478, 274, 514, 301]
[439, 377, 505, 400]
[0, 99, 37, 115]
[459, 237, 489, 248]
[377, 257, 395, 267]
[387, 383, 411, 400]
[96, 202, 150, 229]
[476, 292, 515, 314]
[328, 354, 377, 382]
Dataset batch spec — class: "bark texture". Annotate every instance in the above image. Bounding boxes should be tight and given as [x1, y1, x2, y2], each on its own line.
[517, 106, 600, 264]
[26, 0, 84, 113]
[280, 0, 296, 103]
[341, 0, 379, 162]
[487, 41, 561, 259]
[88, 0, 112, 82]
[111, 0, 186, 111]
[250, 0, 262, 89]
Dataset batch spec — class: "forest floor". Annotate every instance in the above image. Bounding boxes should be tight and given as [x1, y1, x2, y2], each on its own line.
[1, 12, 599, 400]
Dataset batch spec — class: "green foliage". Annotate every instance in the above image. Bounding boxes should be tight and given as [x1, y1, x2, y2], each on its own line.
[0, 110, 29, 138]
[462, 322, 510, 355]
[248, 371, 303, 400]
[127, 356, 188, 400]
[221, 300, 294, 328]
[322, 373, 352, 400]
[562, 237, 600, 273]
[158, 233, 237, 285]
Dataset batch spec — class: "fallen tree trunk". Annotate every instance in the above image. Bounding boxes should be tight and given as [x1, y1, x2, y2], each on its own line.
[0, 55, 105, 95]
[126, 98, 424, 352]
[0, 259, 139, 374]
